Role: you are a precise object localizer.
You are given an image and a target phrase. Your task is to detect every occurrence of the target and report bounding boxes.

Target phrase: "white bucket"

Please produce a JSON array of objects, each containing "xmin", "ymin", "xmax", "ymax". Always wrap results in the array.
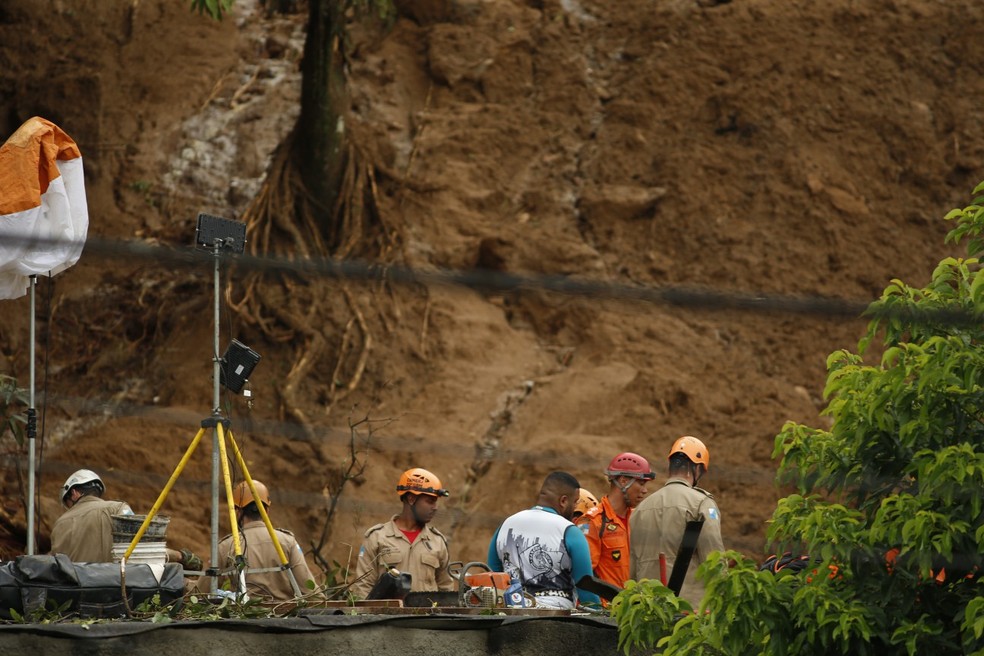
[{"xmin": 112, "ymin": 541, "xmax": 168, "ymax": 565}]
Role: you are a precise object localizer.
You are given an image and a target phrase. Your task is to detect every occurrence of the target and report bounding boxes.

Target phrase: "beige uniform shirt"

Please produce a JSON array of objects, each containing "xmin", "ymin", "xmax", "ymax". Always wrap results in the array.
[
  {"xmin": 215, "ymin": 520, "xmax": 318, "ymax": 601},
  {"xmin": 50, "ymin": 496, "xmax": 131, "ymax": 563},
  {"xmin": 629, "ymin": 478, "xmax": 724, "ymax": 607},
  {"xmin": 350, "ymin": 517, "xmax": 454, "ymax": 600}
]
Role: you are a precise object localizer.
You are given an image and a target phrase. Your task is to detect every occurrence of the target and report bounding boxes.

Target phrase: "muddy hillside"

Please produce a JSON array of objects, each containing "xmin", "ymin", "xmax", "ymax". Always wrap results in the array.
[{"xmin": 1, "ymin": 0, "xmax": 983, "ymax": 579}]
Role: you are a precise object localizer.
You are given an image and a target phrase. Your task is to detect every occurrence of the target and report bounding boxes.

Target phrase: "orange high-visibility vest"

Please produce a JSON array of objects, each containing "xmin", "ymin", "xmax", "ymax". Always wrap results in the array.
[{"xmin": 576, "ymin": 496, "xmax": 632, "ymax": 589}]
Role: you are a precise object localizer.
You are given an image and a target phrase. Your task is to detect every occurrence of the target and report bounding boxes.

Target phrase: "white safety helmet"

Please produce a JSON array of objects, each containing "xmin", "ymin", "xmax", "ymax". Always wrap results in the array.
[{"xmin": 60, "ymin": 469, "xmax": 105, "ymax": 507}]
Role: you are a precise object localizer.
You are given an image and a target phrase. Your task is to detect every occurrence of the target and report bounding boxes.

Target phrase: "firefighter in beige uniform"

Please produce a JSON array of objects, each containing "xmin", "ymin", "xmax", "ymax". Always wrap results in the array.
[
  {"xmin": 629, "ymin": 436, "xmax": 724, "ymax": 608},
  {"xmin": 51, "ymin": 469, "xmax": 132, "ymax": 563},
  {"xmin": 351, "ymin": 468, "xmax": 455, "ymax": 599},
  {"xmin": 213, "ymin": 480, "xmax": 318, "ymax": 601}
]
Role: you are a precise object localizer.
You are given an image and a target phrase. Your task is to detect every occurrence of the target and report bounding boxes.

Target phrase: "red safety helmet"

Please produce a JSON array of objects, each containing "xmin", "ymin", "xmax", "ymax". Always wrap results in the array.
[
  {"xmin": 397, "ymin": 468, "xmax": 450, "ymax": 498},
  {"xmin": 668, "ymin": 436, "xmax": 709, "ymax": 470},
  {"xmin": 605, "ymin": 452, "xmax": 656, "ymax": 480}
]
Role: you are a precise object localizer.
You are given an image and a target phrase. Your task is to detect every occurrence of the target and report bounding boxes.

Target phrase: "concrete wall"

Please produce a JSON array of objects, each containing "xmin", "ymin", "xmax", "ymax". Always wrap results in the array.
[{"xmin": 0, "ymin": 614, "xmax": 623, "ymax": 655}]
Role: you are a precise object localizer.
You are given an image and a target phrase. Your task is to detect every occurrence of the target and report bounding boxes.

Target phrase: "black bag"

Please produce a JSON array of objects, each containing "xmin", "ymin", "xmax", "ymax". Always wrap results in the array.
[
  {"xmin": 0, "ymin": 554, "xmax": 185, "ymax": 619},
  {"xmin": 366, "ymin": 569, "xmax": 412, "ymax": 600}
]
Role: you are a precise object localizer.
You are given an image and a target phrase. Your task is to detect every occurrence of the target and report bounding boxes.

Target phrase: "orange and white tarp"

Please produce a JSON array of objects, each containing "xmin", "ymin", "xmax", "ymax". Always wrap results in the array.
[{"xmin": 0, "ymin": 116, "xmax": 88, "ymax": 299}]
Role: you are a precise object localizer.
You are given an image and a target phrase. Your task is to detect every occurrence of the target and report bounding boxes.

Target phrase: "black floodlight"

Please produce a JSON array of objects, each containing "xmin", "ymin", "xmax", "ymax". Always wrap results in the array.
[
  {"xmin": 196, "ymin": 212, "xmax": 246, "ymax": 254},
  {"xmin": 221, "ymin": 340, "xmax": 261, "ymax": 394}
]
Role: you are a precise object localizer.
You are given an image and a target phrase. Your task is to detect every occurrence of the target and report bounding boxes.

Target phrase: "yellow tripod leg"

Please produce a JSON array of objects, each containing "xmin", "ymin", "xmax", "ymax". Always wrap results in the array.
[
  {"xmin": 226, "ymin": 429, "xmax": 303, "ymax": 597},
  {"xmin": 124, "ymin": 426, "xmax": 207, "ymax": 560},
  {"xmin": 215, "ymin": 422, "xmax": 243, "ymax": 559}
]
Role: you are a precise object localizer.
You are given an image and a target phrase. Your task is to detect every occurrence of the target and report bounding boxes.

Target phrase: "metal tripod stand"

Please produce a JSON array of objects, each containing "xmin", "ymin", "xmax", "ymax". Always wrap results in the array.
[{"xmin": 120, "ymin": 228, "xmax": 301, "ymax": 598}]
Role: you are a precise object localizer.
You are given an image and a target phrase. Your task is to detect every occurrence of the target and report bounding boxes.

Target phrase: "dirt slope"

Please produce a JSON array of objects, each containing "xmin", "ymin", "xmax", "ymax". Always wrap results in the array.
[{"xmin": 2, "ymin": 0, "xmax": 983, "ymax": 580}]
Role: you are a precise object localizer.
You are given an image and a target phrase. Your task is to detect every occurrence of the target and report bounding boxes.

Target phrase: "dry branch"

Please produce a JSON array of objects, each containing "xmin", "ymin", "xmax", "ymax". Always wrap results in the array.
[{"xmin": 309, "ymin": 415, "xmax": 389, "ymax": 575}]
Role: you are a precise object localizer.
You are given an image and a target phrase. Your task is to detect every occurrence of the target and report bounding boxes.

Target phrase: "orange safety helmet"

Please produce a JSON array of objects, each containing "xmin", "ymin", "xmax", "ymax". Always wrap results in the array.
[
  {"xmin": 669, "ymin": 436, "xmax": 709, "ymax": 470},
  {"xmin": 605, "ymin": 452, "xmax": 656, "ymax": 480},
  {"xmin": 573, "ymin": 488, "xmax": 599, "ymax": 517},
  {"xmin": 396, "ymin": 468, "xmax": 450, "ymax": 498},
  {"xmin": 233, "ymin": 479, "xmax": 271, "ymax": 509}
]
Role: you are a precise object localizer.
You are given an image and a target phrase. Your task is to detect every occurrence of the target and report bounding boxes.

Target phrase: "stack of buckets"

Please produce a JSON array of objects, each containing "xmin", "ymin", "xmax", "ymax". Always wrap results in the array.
[{"xmin": 111, "ymin": 514, "xmax": 170, "ymax": 565}]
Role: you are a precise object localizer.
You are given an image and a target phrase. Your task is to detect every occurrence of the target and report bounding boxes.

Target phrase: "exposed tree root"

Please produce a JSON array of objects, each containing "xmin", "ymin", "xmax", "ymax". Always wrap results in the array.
[
  {"xmin": 324, "ymin": 286, "xmax": 372, "ymax": 416},
  {"xmin": 418, "ymin": 296, "xmax": 431, "ymax": 357},
  {"xmin": 401, "ymin": 81, "xmax": 433, "ymax": 203},
  {"xmin": 370, "ymin": 280, "xmax": 394, "ymax": 335},
  {"xmin": 220, "ymin": 106, "xmax": 433, "ymax": 575},
  {"xmin": 226, "ymin": 126, "xmax": 391, "ymax": 430},
  {"xmin": 280, "ymin": 329, "xmax": 326, "ymax": 437},
  {"xmin": 230, "ymin": 66, "xmax": 262, "ymax": 108}
]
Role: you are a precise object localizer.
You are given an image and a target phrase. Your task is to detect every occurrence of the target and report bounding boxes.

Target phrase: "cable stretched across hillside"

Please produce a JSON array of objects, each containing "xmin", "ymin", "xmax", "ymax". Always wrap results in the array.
[{"xmin": 2, "ymin": 232, "xmax": 977, "ymax": 325}]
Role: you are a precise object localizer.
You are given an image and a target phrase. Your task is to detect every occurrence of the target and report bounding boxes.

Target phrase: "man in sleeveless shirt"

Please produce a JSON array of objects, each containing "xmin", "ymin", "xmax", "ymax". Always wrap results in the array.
[{"xmin": 488, "ymin": 471, "xmax": 601, "ymax": 609}]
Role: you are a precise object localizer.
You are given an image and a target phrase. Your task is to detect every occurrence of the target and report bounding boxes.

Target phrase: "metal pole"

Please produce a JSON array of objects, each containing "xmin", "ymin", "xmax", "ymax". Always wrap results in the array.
[
  {"xmin": 213, "ymin": 244, "xmax": 222, "ymax": 417},
  {"xmin": 210, "ymin": 244, "xmax": 222, "ymax": 592},
  {"xmin": 27, "ymin": 275, "xmax": 37, "ymax": 556}
]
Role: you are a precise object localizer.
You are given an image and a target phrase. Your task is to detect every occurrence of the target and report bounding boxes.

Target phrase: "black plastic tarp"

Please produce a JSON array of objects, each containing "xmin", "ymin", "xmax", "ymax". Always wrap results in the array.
[{"xmin": 0, "ymin": 554, "xmax": 184, "ymax": 620}]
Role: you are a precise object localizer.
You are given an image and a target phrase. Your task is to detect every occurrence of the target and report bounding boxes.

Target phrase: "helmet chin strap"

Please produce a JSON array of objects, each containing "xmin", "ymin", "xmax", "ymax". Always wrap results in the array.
[
  {"xmin": 615, "ymin": 476, "xmax": 634, "ymax": 498},
  {"xmin": 691, "ymin": 463, "xmax": 704, "ymax": 487},
  {"xmin": 409, "ymin": 495, "xmax": 425, "ymax": 526}
]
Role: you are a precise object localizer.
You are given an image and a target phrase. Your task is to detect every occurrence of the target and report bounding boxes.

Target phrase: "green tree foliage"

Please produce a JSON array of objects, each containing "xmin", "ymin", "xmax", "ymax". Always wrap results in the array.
[
  {"xmin": 613, "ymin": 181, "xmax": 984, "ymax": 655},
  {"xmin": 190, "ymin": 0, "xmax": 234, "ymax": 20}
]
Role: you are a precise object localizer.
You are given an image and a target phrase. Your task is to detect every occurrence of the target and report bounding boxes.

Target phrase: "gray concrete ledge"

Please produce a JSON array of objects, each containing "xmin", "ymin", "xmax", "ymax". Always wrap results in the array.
[{"xmin": 0, "ymin": 614, "xmax": 622, "ymax": 655}]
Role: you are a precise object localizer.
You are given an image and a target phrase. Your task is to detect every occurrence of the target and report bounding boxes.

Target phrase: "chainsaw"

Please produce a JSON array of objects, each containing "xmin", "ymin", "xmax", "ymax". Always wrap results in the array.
[{"xmin": 447, "ymin": 561, "xmax": 512, "ymax": 608}]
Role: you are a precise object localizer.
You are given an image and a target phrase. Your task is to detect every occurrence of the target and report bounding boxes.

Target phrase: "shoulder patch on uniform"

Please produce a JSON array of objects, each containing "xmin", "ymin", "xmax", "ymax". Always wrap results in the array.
[
  {"xmin": 579, "ymin": 523, "xmax": 590, "ymax": 535},
  {"xmin": 364, "ymin": 523, "xmax": 386, "ymax": 538},
  {"xmin": 694, "ymin": 486, "xmax": 715, "ymax": 499},
  {"xmin": 706, "ymin": 507, "xmax": 720, "ymax": 520}
]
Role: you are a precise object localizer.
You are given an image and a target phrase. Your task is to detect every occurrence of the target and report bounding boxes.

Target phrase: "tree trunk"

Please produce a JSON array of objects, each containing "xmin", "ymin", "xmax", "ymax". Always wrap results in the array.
[{"xmin": 297, "ymin": 0, "xmax": 349, "ymax": 242}]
